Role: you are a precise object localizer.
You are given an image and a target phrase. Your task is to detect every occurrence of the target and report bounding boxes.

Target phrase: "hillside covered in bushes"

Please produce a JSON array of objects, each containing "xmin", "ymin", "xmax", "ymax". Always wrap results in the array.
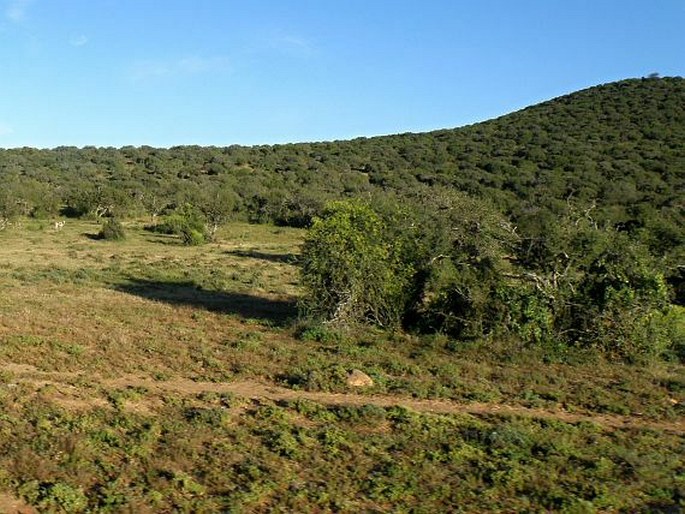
[
  {"xmin": 0, "ymin": 77, "xmax": 680, "ymax": 219},
  {"xmin": 0, "ymin": 77, "xmax": 683, "ymax": 319},
  {"xmin": 1, "ymin": 76, "xmax": 683, "ymax": 292},
  {"xmin": 0, "ymin": 77, "xmax": 681, "ymax": 219}
]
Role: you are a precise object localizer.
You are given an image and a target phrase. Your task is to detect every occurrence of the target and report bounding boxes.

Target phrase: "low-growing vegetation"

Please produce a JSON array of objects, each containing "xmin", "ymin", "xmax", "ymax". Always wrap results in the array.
[
  {"xmin": 0, "ymin": 218, "xmax": 682, "ymax": 511},
  {"xmin": 98, "ymin": 217, "xmax": 126, "ymax": 241},
  {"xmin": 0, "ymin": 77, "xmax": 683, "ymax": 511},
  {"xmin": 0, "ymin": 391, "xmax": 682, "ymax": 512}
]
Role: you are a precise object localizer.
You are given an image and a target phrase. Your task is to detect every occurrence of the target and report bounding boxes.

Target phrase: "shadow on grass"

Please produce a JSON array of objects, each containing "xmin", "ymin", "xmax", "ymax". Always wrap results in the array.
[
  {"xmin": 147, "ymin": 237, "xmax": 185, "ymax": 246},
  {"xmin": 114, "ymin": 278, "xmax": 296, "ymax": 326},
  {"xmin": 226, "ymin": 249, "xmax": 299, "ymax": 264}
]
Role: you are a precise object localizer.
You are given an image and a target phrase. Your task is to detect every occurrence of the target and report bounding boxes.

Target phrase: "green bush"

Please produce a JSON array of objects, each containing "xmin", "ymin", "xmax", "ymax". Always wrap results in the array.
[
  {"xmin": 406, "ymin": 189, "xmax": 520, "ymax": 339},
  {"xmin": 181, "ymin": 227, "xmax": 206, "ymax": 246},
  {"xmin": 99, "ymin": 217, "xmax": 126, "ymax": 241},
  {"xmin": 510, "ymin": 222, "xmax": 674, "ymax": 360},
  {"xmin": 155, "ymin": 213, "xmax": 187, "ymax": 235},
  {"xmin": 298, "ymin": 191, "xmax": 677, "ymax": 362},
  {"xmin": 661, "ymin": 305, "xmax": 685, "ymax": 362},
  {"xmin": 19, "ymin": 481, "xmax": 88, "ymax": 513},
  {"xmin": 298, "ymin": 192, "xmax": 520, "ymax": 337},
  {"xmin": 299, "ymin": 200, "xmax": 414, "ymax": 328},
  {"xmin": 154, "ymin": 204, "xmax": 208, "ymax": 245},
  {"xmin": 295, "ymin": 321, "xmax": 343, "ymax": 344},
  {"xmin": 491, "ymin": 282, "xmax": 555, "ymax": 346},
  {"xmin": 571, "ymin": 233, "xmax": 672, "ymax": 360}
]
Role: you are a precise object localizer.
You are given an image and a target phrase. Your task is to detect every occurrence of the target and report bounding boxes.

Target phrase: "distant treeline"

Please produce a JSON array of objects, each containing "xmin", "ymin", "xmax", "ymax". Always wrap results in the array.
[{"xmin": 0, "ymin": 77, "xmax": 683, "ymax": 301}]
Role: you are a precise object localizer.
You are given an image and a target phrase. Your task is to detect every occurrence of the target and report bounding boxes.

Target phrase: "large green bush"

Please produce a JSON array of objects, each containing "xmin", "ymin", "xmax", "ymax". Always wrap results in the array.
[
  {"xmin": 298, "ymin": 192, "xmax": 518, "ymax": 336},
  {"xmin": 0, "ymin": 183, "xmax": 21, "ymax": 229},
  {"xmin": 155, "ymin": 204, "xmax": 209, "ymax": 245},
  {"xmin": 198, "ymin": 183, "xmax": 240, "ymax": 238},
  {"xmin": 406, "ymin": 189, "xmax": 520, "ymax": 338},
  {"xmin": 98, "ymin": 217, "xmax": 126, "ymax": 241},
  {"xmin": 299, "ymin": 200, "xmax": 414, "ymax": 327},
  {"xmin": 570, "ymin": 233, "xmax": 671, "ymax": 360},
  {"xmin": 299, "ymin": 192, "xmax": 677, "ymax": 362}
]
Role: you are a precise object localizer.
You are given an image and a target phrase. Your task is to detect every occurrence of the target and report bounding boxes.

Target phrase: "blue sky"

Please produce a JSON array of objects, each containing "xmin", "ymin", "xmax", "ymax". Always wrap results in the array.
[{"xmin": 0, "ymin": 0, "xmax": 683, "ymax": 148}]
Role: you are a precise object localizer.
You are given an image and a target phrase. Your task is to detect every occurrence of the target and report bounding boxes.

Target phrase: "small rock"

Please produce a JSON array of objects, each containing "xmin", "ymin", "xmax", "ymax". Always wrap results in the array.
[{"xmin": 347, "ymin": 369, "xmax": 373, "ymax": 388}]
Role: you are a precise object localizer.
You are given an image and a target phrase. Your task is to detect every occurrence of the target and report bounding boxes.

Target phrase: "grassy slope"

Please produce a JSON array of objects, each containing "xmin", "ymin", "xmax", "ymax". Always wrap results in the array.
[{"xmin": 0, "ymin": 219, "xmax": 683, "ymax": 512}]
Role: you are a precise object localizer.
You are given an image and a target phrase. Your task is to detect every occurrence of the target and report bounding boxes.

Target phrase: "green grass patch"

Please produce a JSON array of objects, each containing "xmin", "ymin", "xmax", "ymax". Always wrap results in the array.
[
  {"xmin": 0, "ymin": 219, "xmax": 682, "ymax": 511},
  {"xmin": 0, "ymin": 395, "xmax": 681, "ymax": 512}
]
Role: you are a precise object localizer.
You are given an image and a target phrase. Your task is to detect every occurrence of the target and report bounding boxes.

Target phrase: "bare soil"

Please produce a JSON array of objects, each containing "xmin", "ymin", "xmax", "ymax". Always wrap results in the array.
[
  {"xmin": 0, "ymin": 493, "xmax": 36, "ymax": 514},
  {"xmin": 3, "ymin": 363, "xmax": 683, "ymax": 435}
]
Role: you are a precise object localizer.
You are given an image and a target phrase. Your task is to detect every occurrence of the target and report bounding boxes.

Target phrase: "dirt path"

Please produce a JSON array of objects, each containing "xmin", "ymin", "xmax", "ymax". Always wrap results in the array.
[
  {"xmin": 104, "ymin": 376, "xmax": 685, "ymax": 434},
  {"xmin": 3, "ymin": 363, "xmax": 684, "ymax": 434},
  {"xmin": 0, "ymin": 493, "xmax": 35, "ymax": 514}
]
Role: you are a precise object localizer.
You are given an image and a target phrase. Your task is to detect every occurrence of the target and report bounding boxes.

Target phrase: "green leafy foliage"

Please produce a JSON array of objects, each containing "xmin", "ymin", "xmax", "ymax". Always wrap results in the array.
[
  {"xmin": 0, "ymin": 183, "xmax": 21, "ymax": 229},
  {"xmin": 513, "ymin": 214, "xmax": 673, "ymax": 358},
  {"xmin": 0, "ymin": 76, "xmax": 683, "ymax": 356},
  {"xmin": 299, "ymin": 200, "xmax": 414, "ymax": 327},
  {"xmin": 153, "ymin": 204, "xmax": 209, "ymax": 245},
  {"xmin": 300, "ymin": 193, "xmax": 678, "ymax": 361},
  {"xmin": 98, "ymin": 217, "xmax": 126, "ymax": 241},
  {"xmin": 0, "ymin": 78, "xmax": 681, "ymax": 248},
  {"xmin": 405, "ymin": 189, "xmax": 520, "ymax": 338},
  {"xmin": 571, "ymin": 233, "xmax": 671, "ymax": 359},
  {"xmin": 0, "ymin": 397, "xmax": 682, "ymax": 512},
  {"xmin": 197, "ymin": 181, "xmax": 240, "ymax": 238},
  {"xmin": 19, "ymin": 481, "xmax": 88, "ymax": 513}
]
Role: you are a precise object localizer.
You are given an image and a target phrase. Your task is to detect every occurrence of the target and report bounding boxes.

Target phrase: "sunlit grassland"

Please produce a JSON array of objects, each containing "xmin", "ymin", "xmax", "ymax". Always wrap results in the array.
[
  {"xmin": 0, "ymin": 218, "xmax": 683, "ymax": 418},
  {"xmin": 0, "ymin": 218, "xmax": 683, "ymax": 511}
]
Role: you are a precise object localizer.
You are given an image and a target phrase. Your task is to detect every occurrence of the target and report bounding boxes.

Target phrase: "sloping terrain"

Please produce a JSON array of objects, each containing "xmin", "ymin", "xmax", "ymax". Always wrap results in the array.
[
  {"xmin": 0, "ymin": 78, "xmax": 683, "ymax": 511},
  {"xmin": 1, "ymin": 77, "xmax": 683, "ymax": 229},
  {"xmin": 2, "ymin": 77, "xmax": 683, "ymax": 301},
  {"xmin": 0, "ymin": 220, "xmax": 682, "ymax": 511}
]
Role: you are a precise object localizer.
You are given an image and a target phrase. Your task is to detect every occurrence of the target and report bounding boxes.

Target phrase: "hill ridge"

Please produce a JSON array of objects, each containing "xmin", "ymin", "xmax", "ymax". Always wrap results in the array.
[{"xmin": 0, "ymin": 77, "xmax": 683, "ymax": 296}]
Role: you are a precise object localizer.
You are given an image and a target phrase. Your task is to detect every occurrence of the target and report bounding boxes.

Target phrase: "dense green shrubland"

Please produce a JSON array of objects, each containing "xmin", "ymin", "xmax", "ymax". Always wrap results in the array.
[
  {"xmin": 0, "ymin": 76, "xmax": 683, "ymax": 354},
  {"xmin": 0, "ymin": 78, "xmax": 682, "ymax": 230},
  {"xmin": 98, "ymin": 217, "xmax": 126, "ymax": 241},
  {"xmin": 300, "ymin": 192, "xmax": 677, "ymax": 362}
]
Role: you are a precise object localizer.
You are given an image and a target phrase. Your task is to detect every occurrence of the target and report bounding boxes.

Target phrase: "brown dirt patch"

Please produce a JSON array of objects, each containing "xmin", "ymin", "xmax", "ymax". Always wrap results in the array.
[
  {"xmin": 2, "ymin": 363, "xmax": 683, "ymax": 434},
  {"xmin": 0, "ymin": 493, "xmax": 36, "ymax": 514},
  {"xmin": 103, "ymin": 376, "xmax": 685, "ymax": 434}
]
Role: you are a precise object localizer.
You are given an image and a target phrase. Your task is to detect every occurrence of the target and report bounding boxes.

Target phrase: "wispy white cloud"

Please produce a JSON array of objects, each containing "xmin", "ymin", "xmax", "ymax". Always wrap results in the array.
[
  {"xmin": 252, "ymin": 32, "xmax": 317, "ymax": 61},
  {"xmin": 5, "ymin": 0, "xmax": 33, "ymax": 23},
  {"xmin": 273, "ymin": 35, "xmax": 315, "ymax": 57},
  {"xmin": 130, "ymin": 60, "xmax": 170, "ymax": 81},
  {"xmin": 69, "ymin": 34, "xmax": 88, "ymax": 47},
  {"xmin": 176, "ymin": 56, "xmax": 230, "ymax": 74},
  {"xmin": 0, "ymin": 123, "xmax": 14, "ymax": 137},
  {"xmin": 130, "ymin": 55, "xmax": 230, "ymax": 82}
]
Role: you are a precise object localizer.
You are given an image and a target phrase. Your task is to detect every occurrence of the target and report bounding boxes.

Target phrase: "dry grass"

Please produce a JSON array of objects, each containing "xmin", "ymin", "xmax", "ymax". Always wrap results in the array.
[
  {"xmin": 0, "ymin": 218, "xmax": 683, "ymax": 511},
  {"xmin": 0, "ymin": 219, "xmax": 300, "ymax": 378},
  {"xmin": 0, "ymin": 218, "xmax": 683, "ymax": 418}
]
